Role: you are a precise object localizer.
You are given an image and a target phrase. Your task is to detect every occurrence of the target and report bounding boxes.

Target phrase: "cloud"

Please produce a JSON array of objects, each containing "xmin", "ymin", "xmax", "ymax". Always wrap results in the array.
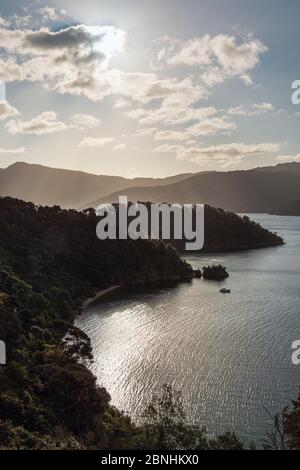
[
  {"xmin": 93, "ymin": 71, "xmax": 205, "ymax": 105},
  {"xmin": 114, "ymin": 99, "xmax": 131, "ymax": 109},
  {"xmin": 253, "ymin": 102, "xmax": 274, "ymax": 111},
  {"xmin": 0, "ymin": 21, "xmax": 267, "ymax": 148},
  {"xmin": 154, "ymin": 130, "xmax": 190, "ymax": 141},
  {"xmin": 0, "ymin": 23, "xmax": 206, "ymax": 108},
  {"xmin": 276, "ymin": 154, "xmax": 300, "ymax": 163},
  {"xmin": 180, "ymin": 142, "xmax": 280, "ymax": 158},
  {"xmin": 78, "ymin": 137, "xmax": 114, "ymax": 148},
  {"xmin": 0, "ymin": 24, "xmax": 126, "ymax": 90},
  {"xmin": 5, "ymin": 110, "xmax": 102, "ymax": 135},
  {"xmin": 6, "ymin": 111, "xmax": 68, "ymax": 135},
  {"xmin": 113, "ymin": 143, "xmax": 127, "ymax": 150},
  {"xmin": 0, "ymin": 17, "xmax": 11, "ymax": 28},
  {"xmin": 154, "ymin": 142, "xmax": 281, "ymax": 168},
  {"xmin": 0, "ymin": 20, "xmax": 226, "ymax": 133},
  {"xmin": 39, "ymin": 7, "xmax": 59, "ymax": 21},
  {"xmin": 0, "ymin": 147, "xmax": 26, "ymax": 154},
  {"xmin": 187, "ymin": 116, "xmax": 236, "ymax": 136},
  {"xmin": 133, "ymin": 128, "xmax": 157, "ymax": 137},
  {"xmin": 126, "ymin": 105, "xmax": 216, "ymax": 126},
  {"xmin": 210, "ymin": 35, "xmax": 267, "ymax": 77},
  {"xmin": 24, "ymin": 26, "xmax": 105, "ymax": 53},
  {"xmin": 227, "ymin": 102, "xmax": 274, "ymax": 116},
  {"xmin": 0, "ymin": 58, "xmax": 23, "ymax": 82},
  {"xmin": 156, "ymin": 34, "xmax": 267, "ymax": 86},
  {"xmin": 153, "ymin": 116, "xmax": 236, "ymax": 141},
  {"xmin": 12, "ymin": 15, "xmax": 32, "ymax": 28},
  {"xmin": 0, "ymin": 21, "xmax": 271, "ymax": 154},
  {"xmin": 70, "ymin": 114, "xmax": 101, "ymax": 130},
  {"xmin": 167, "ymin": 35, "xmax": 212, "ymax": 66},
  {"xmin": 0, "ymin": 101, "xmax": 19, "ymax": 120}
]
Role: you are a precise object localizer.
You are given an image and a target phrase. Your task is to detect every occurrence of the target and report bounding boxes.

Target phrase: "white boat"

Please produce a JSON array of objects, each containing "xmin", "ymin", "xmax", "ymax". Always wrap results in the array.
[{"xmin": 219, "ymin": 288, "xmax": 231, "ymax": 294}]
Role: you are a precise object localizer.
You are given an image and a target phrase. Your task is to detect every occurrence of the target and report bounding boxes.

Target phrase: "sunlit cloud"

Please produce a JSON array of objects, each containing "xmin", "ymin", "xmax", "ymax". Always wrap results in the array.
[
  {"xmin": 154, "ymin": 130, "xmax": 190, "ymax": 141},
  {"xmin": 125, "ymin": 105, "xmax": 216, "ymax": 126},
  {"xmin": 0, "ymin": 100, "xmax": 19, "ymax": 120},
  {"xmin": 276, "ymin": 154, "xmax": 300, "ymax": 163},
  {"xmin": 113, "ymin": 143, "xmax": 127, "ymax": 150},
  {"xmin": 70, "ymin": 114, "xmax": 101, "ymax": 130},
  {"xmin": 0, "ymin": 147, "xmax": 26, "ymax": 154},
  {"xmin": 114, "ymin": 99, "xmax": 131, "ymax": 109},
  {"xmin": 39, "ymin": 6, "xmax": 59, "ymax": 21},
  {"xmin": 0, "ymin": 7, "xmax": 291, "ymax": 174},
  {"xmin": 155, "ymin": 34, "xmax": 267, "ymax": 86},
  {"xmin": 78, "ymin": 136, "xmax": 115, "ymax": 148},
  {"xmin": 154, "ymin": 142, "xmax": 281, "ymax": 169},
  {"xmin": 187, "ymin": 117, "xmax": 236, "ymax": 136},
  {"xmin": 6, "ymin": 111, "xmax": 68, "ymax": 135},
  {"xmin": 227, "ymin": 102, "xmax": 274, "ymax": 116},
  {"xmin": 133, "ymin": 128, "xmax": 157, "ymax": 137}
]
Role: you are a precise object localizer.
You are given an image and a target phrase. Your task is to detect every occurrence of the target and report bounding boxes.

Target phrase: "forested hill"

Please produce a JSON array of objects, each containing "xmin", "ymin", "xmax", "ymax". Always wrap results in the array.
[
  {"xmin": 106, "ymin": 203, "xmax": 284, "ymax": 252},
  {"xmin": 0, "ymin": 196, "xmax": 192, "ymax": 449},
  {"xmin": 197, "ymin": 206, "xmax": 283, "ymax": 252},
  {"xmin": 0, "ymin": 197, "xmax": 193, "ymax": 294}
]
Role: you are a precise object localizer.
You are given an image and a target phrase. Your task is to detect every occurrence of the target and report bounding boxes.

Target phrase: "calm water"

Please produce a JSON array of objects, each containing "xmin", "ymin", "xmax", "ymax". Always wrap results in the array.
[{"xmin": 76, "ymin": 214, "xmax": 300, "ymax": 445}]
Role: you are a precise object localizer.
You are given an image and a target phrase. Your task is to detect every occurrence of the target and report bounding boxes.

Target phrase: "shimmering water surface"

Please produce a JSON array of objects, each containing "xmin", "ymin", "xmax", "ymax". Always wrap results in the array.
[{"xmin": 76, "ymin": 215, "xmax": 300, "ymax": 444}]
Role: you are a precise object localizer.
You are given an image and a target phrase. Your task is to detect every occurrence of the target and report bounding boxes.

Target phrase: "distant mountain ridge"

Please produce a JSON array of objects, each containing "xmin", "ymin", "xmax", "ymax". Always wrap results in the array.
[
  {"xmin": 0, "ymin": 162, "xmax": 194, "ymax": 209},
  {"xmin": 1, "ymin": 161, "xmax": 300, "ymax": 213},
  {"xmin": 87, "ymin": 163, "xmax": 300, "ymax": 213}
]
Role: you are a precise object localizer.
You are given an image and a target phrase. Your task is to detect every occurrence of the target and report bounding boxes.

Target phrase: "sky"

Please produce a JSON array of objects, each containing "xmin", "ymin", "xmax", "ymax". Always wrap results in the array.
[{"xmin": 0, "ymin": 0, "xmax": 300, "ymax": 177}]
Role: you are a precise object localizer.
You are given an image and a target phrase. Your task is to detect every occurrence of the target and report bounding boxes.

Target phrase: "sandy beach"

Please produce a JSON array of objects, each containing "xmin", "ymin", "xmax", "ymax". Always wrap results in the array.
[{"xmin": 81, "ymin": 285, "xmax": 121, "ymax": 310}]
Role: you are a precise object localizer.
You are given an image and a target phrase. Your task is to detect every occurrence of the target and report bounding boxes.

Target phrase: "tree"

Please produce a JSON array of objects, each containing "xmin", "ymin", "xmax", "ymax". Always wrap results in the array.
[
  {"xmin": 262, "ymin": 407, "xmax": 288, "ymax": 450},
  {"xmin": 139, "ymin": 384, "xmax": 243, "ymax": 450},
  {"xmin": 284, "ymin": 393, "xmax": 300, "ymax": 449}
]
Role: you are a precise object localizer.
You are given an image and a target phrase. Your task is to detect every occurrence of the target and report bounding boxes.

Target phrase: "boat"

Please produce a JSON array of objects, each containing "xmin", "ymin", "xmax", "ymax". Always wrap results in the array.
[{"xmin": 219, "ymin": 288, "xmax": 231, "ymax": 294}]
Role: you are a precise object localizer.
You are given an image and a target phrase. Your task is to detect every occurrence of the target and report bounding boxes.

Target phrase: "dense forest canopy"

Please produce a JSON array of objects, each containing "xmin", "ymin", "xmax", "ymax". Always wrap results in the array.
[
  {"xmin": 100, "ymin": 202, "xmax": 283, "ymax": 252},
  {"xmin": 0, "ymin": 197, "xmax": 298, "ymax": 449}
]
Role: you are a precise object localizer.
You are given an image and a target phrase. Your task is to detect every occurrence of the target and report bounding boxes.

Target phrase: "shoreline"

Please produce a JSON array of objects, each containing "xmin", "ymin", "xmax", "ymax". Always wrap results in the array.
[
  {"xmin": 81, "ymin": 285, "xmax": 122, "ymax": 310},
  {"xmin": 79, "ymin": 275, "xmax": 195, "ymax": 313}
]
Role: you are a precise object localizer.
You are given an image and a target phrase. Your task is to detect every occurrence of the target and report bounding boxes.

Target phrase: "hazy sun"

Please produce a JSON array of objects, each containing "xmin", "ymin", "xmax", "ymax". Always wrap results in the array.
[{"xmin": 87, "ymin": 25, "xmax": 127, "ymax": 59}]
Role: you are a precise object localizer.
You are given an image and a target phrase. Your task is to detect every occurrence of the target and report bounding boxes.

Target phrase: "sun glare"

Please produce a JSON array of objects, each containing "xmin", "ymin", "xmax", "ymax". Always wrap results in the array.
[{"xmin": 87, "ymin": 25, "xmax": 127, "ymax": 59}]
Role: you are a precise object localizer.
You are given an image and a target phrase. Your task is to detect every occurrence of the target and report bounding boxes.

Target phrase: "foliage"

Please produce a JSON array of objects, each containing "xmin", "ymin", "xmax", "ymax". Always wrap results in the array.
[
  {"xmin": 202, "ymin": 264, "xmax": 229, "ymax": 280},
  {"xmin": 130, "ymin": 384, "xmax": 244, "ymax": 450},
  {"xmin": 108, "ymin": 202, "xmax": 283, "ymax": 253},
  {"xmin": 283, "ymin": 392, "xmax": 300, "ymax": 449},
  {"xmin": 0, "ymin": 196, "xmax": 295, "ymax": 450},
  {"xmin": 0, "ymin": 197, "xmax": 191, "ymax": 449},
  {"xmin": 262, "ymin": 407, "xmax": 288, "ymax": 450},
  {"xmin": 174, "ymin": 206, "xmax": 284, "ymax": 252}
]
